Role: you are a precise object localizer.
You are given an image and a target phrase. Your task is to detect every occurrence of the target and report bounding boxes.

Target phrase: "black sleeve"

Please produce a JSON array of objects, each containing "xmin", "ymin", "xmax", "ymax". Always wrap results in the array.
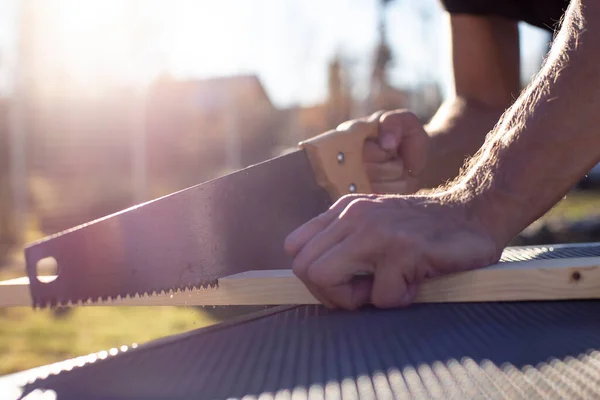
[{"xmin": 439, "ymin": 0, "xmax": 570, "ymax": 32}]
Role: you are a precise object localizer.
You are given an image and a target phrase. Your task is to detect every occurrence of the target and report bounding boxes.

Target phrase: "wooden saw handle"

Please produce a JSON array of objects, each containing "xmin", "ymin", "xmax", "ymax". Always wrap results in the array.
[{"xmin": 299, "ymin": 117, "xmax": 379, "ymax": 200}]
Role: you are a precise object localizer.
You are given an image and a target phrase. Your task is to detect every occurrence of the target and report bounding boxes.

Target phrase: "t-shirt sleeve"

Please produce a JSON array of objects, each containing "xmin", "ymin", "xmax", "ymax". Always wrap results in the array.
[
  {"xmin": 440, "ymin": 0, "xmax": 517, "ymax": 16},
  {"xmin": 438, "ymin": 0, "xmax": 568, "ymax": 32}
]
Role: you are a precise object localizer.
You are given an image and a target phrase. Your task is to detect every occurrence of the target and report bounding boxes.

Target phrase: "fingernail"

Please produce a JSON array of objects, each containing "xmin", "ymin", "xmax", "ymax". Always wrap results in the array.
[{"xmin": 381, "ymin": 134, "xmax": 396, "ymax": 151}]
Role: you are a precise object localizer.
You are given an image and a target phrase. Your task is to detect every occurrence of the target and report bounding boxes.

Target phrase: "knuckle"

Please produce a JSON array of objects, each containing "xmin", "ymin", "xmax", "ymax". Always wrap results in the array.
[
  {"xmin": 370, "ymin": 109, "xmax": 387, "ymax": 119},
  {"xmin": 305, "ymin": 265, "xmax": 324, "ymax": 285},
  {"xmin": 291, "ymin": 258, "xmax": 308, "ymax": 280},
  {"xmin": 337, "ymin": 118, "xmax": 368, "ymax": 132},
  {"xmin": 314, "ymin": 211, "xmax": 332, "ymax": 225},
  {"xmin": 381, "ymin": 108, "xmax": 407, "ymax": 117},
  {"xmin": 332, "ymin": 194, "xmax": 360, "ymax": 209},
  {"xmin": 343, "ymin": 199, "xmax": 371, "ymax": 219},
  {"xmin": 381, "ymin": 108, "xmax": 406, "ymax": 121},
  {"xmin": 382, "ymin": 109, "xmax": 422, "ymax": 129}
]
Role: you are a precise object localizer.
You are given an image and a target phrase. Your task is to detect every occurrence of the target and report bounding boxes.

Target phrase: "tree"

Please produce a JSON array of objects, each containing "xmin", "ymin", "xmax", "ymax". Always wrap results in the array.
[{"xmin": 0, "ymin": 99, "xmax": 16, "ymax": 263}]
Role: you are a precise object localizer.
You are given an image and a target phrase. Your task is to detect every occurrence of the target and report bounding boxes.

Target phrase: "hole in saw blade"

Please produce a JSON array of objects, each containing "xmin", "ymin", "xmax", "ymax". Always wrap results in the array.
[{"xmin": 36, "ymin": 256, "xmax": 58, "ymax": 283}]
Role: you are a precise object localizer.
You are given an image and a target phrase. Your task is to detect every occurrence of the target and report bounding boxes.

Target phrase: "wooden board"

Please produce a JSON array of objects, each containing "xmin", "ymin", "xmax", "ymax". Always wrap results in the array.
[{"xmin": 2, "ymin": 257, "xmax": 600, "ymax": 307}]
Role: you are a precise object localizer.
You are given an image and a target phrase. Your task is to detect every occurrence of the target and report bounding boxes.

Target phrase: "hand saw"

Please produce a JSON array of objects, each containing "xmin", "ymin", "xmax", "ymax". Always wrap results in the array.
[{"xmin": 25, "ymin": 117, "xmax": 381, "ymax": 307}]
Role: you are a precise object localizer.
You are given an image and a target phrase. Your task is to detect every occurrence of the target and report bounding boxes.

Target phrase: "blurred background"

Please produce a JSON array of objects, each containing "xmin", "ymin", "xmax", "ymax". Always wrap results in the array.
[{"xmin": 1, "ymin": 0, "xmax": 598, "ymax": 377}]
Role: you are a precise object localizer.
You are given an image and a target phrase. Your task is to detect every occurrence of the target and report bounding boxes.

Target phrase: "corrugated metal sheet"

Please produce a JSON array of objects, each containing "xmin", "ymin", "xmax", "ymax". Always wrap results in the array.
[
  {"xmin": 18, "ymin": 300, "xmax": 600, "ymax": 399},
  {"xmin": 500, "ymin": 243, "xmax": 600, "ymax": 262},
  {"xmin": 15, "ymin": 243, "xmax": 600, "ymax": 399}
]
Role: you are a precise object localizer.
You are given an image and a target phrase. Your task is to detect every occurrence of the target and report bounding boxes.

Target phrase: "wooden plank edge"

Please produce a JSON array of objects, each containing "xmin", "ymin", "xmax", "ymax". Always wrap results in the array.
[{"xmin": 2, "ymin": 260, "xmax": 600, "ymax": 307}]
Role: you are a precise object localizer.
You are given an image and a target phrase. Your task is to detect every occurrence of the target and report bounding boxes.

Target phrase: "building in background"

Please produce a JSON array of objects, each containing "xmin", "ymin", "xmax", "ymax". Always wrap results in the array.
[
  {"xmin": 145, "ymin": 74, "xmax": 279, "ymax": 192},
  {"xmin": 2, "ymin": 0, "xmax": 444, "ymax": 240}
]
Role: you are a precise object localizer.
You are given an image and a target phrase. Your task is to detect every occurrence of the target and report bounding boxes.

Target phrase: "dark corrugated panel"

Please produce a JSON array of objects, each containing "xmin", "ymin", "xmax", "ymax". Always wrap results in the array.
[
  {"xmin": 500, "ymin": 243, "xmax": 600, "ymax": 262},
  {"xmin": 19, "ymin": 300, "xmax": 600, "ymax": 400}
]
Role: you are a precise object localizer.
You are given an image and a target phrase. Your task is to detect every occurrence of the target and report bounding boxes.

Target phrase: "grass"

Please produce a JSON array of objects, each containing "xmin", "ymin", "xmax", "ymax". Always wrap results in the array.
[
  {"xmin": 544, "ymin": 190, "xmax": 600, "ymax": 221},
  {"xmin": 2, "ymin": 190, "xmax": 600, "ymax": 376},
  {"xmin": 0, "ymin": 306, "xmax": 222, "ymax": 375},
  {"xmin": 0, "ymin": 218, "xmax": 241, "ymax": 377}
]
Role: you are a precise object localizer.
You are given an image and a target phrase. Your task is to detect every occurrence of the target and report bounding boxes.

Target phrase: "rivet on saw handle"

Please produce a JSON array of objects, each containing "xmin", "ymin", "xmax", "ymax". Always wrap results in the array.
[{"xmin": 299, "ymin": 117, "xmax": 379, "ymax": 200}]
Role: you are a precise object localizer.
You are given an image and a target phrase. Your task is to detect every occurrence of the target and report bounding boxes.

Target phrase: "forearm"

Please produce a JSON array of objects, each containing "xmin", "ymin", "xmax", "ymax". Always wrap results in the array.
[
  {"xmin": 420, "ymin": 96, "xmax": 508, "ymax": 189},
  {"xmin": 418, "ymin": 14, "xmax": 519, "ymax": 190},
  {"xmin": 448, "ymin": 0, "xmax": 600, "ymax": 247}
]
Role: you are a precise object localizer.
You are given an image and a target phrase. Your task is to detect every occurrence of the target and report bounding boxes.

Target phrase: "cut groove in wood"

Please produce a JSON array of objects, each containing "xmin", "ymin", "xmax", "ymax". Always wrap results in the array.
[{"xmin": 2, "ymin": 256, "xmax": 600, "ymax": 307}]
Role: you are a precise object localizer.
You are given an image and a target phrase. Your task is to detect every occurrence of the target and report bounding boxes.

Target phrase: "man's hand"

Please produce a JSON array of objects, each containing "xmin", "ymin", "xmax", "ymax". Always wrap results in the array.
[
  {"xmin": 284, "ymin": 192, "xmax": 501, "ymax": 310},
  {"xmin": 363, "ymin": 110, "xmax": 429, "ymax": 194}
]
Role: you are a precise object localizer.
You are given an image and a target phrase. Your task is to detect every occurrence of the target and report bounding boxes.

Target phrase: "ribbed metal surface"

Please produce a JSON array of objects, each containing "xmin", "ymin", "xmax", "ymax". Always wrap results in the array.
[
  {"xmin": 19, "ymin": 301, "xmax": 600, "ymax": 400},
  {"xmin": 500, "ymin": 244, "xmax": 600, "ymax": 262}
]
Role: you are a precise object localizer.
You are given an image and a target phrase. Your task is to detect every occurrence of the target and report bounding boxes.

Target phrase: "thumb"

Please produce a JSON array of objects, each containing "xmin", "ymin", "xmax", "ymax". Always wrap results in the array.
[
  {"xmin": 377, "ymin": 111, "xmax": 403, "ymax": 155},
  {"xmin": 380, "ymin": 132, "xmax": 399, "ymax": 153},
  {"xmin": 379, "ymin": 110, "xmax": 428, "ymax": 176},
  {"xmin": 365, "ymin": 109, "xmax": 398, "ymax": 155}
]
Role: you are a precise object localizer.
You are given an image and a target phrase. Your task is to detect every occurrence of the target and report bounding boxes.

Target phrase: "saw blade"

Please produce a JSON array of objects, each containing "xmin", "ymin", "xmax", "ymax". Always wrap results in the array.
[{"xmin": 25, "ymin": 150, "xmax": 333, "ymax": 308}]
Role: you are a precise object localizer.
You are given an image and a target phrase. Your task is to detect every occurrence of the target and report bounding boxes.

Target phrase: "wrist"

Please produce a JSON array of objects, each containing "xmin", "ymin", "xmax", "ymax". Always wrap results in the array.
[
  {"xmin": 436, "ymin": 184, "xmax": 519, "ymax": 256},
  {"xmin": 467, "ymin": 189, "xmax": 523, "ymax": 250}
]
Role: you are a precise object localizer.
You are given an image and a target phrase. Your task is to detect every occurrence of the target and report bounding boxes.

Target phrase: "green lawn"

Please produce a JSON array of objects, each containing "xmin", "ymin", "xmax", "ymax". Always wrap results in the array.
[
  {"xmin": 0, "ymin": 306, "xmax": 222, "ymax": 375},
  {"xmin": 1, "ymin": 190, "xmax": 600, "ymax": 376},
  {"xmin": 544, "ymin": 191, "xmax": 600, "ymax": 221}
]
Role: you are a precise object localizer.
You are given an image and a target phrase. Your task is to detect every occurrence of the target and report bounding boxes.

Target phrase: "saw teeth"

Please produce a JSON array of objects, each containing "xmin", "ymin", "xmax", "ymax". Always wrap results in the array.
[{"xmin": 32, "ymin": 279, "xmax": 220, "ymax": 307}]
